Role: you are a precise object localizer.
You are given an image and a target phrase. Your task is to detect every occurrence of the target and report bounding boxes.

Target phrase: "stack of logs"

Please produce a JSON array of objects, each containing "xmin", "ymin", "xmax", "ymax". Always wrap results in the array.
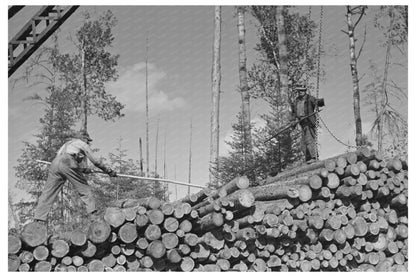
[{"xmin": 8, "ymin": 147, "xmax": 408, "ymax": 272}]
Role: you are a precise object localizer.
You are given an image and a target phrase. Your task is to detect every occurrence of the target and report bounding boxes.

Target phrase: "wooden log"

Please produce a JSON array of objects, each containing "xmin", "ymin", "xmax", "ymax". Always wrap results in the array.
[
  {"xmin": 123, "ymin": 207, "xmax": 137, "ymax": 222},
  {"xmin": 147, "ymin": 209, "xmax": 164, "ymax": 225},
  {"xmin": 387, "ymin": 159, "xmax": 403, "ymax": 172},
  {"xmin": 344, "ymin": 164, "xmax": 360, "ymax": 177},
  {"xmin": 161, "ymin": 202, "xmax": 174, "ymax": 216},
  {"xmin": 88, "ymin": 220, "xmax": 111, "ymax": 244},
  {"xmin": 135, "ymin": 214, "xmax": 149, "ymax": 228},
  {"xmin": 77, "ymin": 265, "xmax": 88, "ymax": 272},
  {"xmin": 8, "ymin": 235, "xmax": 21, "ymax": 257},
  {"xmin": 51, "ymin": 239, "xmax": 69, "ymax": 258},
  {"xmin": 88, "ymin": 259, "xmax": 105, "ymax": 272},
  {"xmin": 104, "ymin": 207, "xmax": 126, "ymax": 228},
  {"xmin": 118, "ymin": 222, "xmax": 138, "ymax": 244},
  {"xmin": 80, "ymin": 240, "xmax": 96, "ymax": 258},
  {"xmin": 309, "ymin": 174, "xmax": 323, "ymax": 189},
  {"xmin": 249, "ymin": 182, "xmax": 311, "ymax": 202},
  {"xmin": 215, "ymin": 258, "xmax": 230, "ymax": 271},
  {"xmin": 351, "ymin": 216, "xmax": 368, "ymax": 237},
  {"xmin": 146, "ymin": 240, "xmax": 166, "ymax": 259},
  {"xmin": 235, "ymin": 227, "xmax": 256, "ymax": 241},
  {"xmin": 144, "ymin": 224, "xmax": 161, "ymax": 241},
  {"xmin": 69, "ymin": 229, "xmax": 87, "ymax": 247},
  {"xmin": 166, "ymin": 249, "xmax": 182, "ymax": 263},
  {"xmin": 336, "ymin": 156, "xmax": 348, "ymax": 168},
  {"xmin": 218, "ymin": 176, "xmax": 250, "ymax": 198},
  {"xmin": 173, "ymin": 204, "xmax": 186, "ymax": 219},
  {"xmin": 19, "ymin": 250, "xmax": 34, "ymax": 264},
  {"xmin": 334, "ymin": 229, "xmax": 347, "ymax": 245},
  {"xmin": 121, "ymin": 244, "xmax": 135, "ymax": 256},
  {"xmin": 61, "ymin": 256, "xmax": 72, "ymax": 266},
  {"xmin": 72, "ymin": 255, "xmax": 84, "ymax": 267},
  {"xmin": 21, "ymin": 221, "xmax": 48, "ymax": 248},
  {"xmin": 396, "ymin": 224, "xmax": 408, "ymax": 239},
  {"xmin": 180, "ymin": 257, "xmax": 195, "ymax": 272},
  {"xmin": 251, "ymin": 258, "xmax": 268, "ymax": 272},
  {"xmin": 140, "ymin": 256, "xmax": 153, "ymax": 268},
  {"xmin": 184, "ymin": 233, "xmax": 199, "ymax": 247},
  {"xmin": 18, "ymin": 263, "xmax": 30, "ymax": 272},
  {"xmin": 163, "ymin": 217, "xmax": 179, "ymax": 233},
  {"xmin": 335, "ymin": 166, "xmax": 345, "ymax": 176},
  {"xmin": 34, "ymin": 261, "xmax": 52, "ymax": 272},
  {"xmin": 138, "ymin": 196, "xmax": 162, "ymax": 210},
  {"xmin": 8, "ymin": 255, "xmax": 20, "ymax": 271},
  {"xmin": 113, "ymin": 265, "xmax": 127, "ymax": 271},
  {"xmin": 319, "ymin": 229, "xmax": 334, "ymax": 243},
  {"xmin": 33, "ymin": 245, "xmax": 49, "ymax": 261},
  {"xmin": 162, "ymin": 233, "xmax": 179, "ymax": 250},
  {"xmin": 197, "ymin": 212, "xmax": 224, "ymax": 232},
  {"xmin": 116, "ymin": 254, "xmax": 126, "ymax": 265}
]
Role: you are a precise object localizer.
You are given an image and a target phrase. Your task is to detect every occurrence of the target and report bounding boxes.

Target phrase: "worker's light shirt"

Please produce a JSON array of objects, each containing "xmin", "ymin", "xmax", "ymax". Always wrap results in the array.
[{"xmin": 57, "ymin": 139, "xmax": 102, "ymax": 167}]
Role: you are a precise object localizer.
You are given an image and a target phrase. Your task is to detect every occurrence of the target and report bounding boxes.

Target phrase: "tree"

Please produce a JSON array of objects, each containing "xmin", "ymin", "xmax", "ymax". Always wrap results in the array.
[
  {"xmin": 367, "ymin": 6, "xmax": 408, "ymax": 153},
  {"xmin": 237, "ymin": 6, "xmax": 252, "ymax": 159},
  {"xmin": 55, "ymin": 10, "xmax": 124, "ymax": 132},
  {"xmin": 209, "ymin": 6, "xmax": 222, "ymax": 188},
  {"xmin": 344, "ymin": 6, "xmax": 367, "ymax": 147},
  {"xmin": 247, "ymin": 6, "xmax": 319, "ymax": 173}
]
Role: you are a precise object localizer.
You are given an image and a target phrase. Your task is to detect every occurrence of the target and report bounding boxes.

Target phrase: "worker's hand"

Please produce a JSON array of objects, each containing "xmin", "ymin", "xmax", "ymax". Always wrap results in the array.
[{"xmin": 107, "ymin": 168, "xmax": 118, "ymax": 178}]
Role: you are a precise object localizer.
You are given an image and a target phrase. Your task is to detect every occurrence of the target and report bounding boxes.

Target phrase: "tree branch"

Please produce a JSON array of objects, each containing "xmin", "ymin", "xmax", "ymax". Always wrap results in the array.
[{"xmin": 356, "ymin": 25, "xmax": 367, "ymax": 60}]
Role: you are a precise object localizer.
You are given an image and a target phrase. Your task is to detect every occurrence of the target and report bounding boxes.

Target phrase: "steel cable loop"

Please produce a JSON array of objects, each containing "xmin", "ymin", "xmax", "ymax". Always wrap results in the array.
[{"xmin": 317, "ymin": 113, "xmax": 358, "ymax": 149}]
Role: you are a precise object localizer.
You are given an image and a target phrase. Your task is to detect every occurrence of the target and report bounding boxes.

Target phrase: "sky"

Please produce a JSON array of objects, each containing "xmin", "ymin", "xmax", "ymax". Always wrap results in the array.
[{"xmin": 7, "ymin": 5, "xmax": 408, "ymax": 204}]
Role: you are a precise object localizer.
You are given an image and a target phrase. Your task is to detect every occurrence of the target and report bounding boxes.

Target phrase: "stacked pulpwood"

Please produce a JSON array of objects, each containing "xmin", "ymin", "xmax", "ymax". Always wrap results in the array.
[{"xmin": 8, "ymin": 147, "xmax": 408, "ymax": 271}]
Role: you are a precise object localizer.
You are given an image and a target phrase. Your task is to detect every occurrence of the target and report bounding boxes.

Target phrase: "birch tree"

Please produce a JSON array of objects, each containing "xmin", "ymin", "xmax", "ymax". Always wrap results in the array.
[
  {"xmin": 209, "ymin": 6, "xmax": 222, "ymax": 188},
  {"xmin": 237, "ymin": 6, "xmax": 252, "ymax": 157},
  {"xmin": 344, "ymin": 6, "xmax": 367, "ymax": 147}
]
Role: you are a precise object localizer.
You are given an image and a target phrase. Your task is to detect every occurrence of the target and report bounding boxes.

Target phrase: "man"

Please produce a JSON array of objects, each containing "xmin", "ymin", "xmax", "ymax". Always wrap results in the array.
[
  {"xmin": 291, "ymin": 85, "xmax": 325, "ymax": 163},
  {"xmin": 34, "ymin": 130, "xmax": 117, "ymax": 223}
]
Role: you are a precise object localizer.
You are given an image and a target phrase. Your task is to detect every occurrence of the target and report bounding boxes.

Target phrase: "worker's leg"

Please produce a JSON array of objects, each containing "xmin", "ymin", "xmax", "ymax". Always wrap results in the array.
[
  {"xmin": 305, "ymin": 125, "xmax": 317, "ymax": 161},
  {"xmin": 300, "ymin": 126, "xmax": 308, "ymax": 161},
  {"xmin": 34, "ymin": 162, "xmax": 66, "ymax": 221},
  {"xmin": 60, "ymin": 162, "xmax": 96, "ymax": 214}
]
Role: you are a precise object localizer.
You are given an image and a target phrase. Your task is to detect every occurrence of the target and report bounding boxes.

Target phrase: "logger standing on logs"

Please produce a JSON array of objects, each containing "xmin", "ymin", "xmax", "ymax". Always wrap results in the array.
[
  {"xmin": 291, "ymin": 84, "xmax": 325, "ymax": 164},
  {"xmin": 34, "ymin": 130, "xmax": 117, "ymax": 224}
]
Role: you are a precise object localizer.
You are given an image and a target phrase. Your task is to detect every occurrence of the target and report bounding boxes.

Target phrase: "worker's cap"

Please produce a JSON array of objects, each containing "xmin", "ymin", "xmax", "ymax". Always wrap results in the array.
[
  {"xmin": 294, "ymin": 85, "xmax": 307, "ymax": 91},
  {"xmin": 76, "ymin": 130, "xmax": 93, "ymax": 142}
]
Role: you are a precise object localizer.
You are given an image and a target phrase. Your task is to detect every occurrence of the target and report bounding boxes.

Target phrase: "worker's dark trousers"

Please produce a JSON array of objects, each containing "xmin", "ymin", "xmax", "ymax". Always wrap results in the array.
[
  {"xmin": 301, "ymin": 124, "xmax": 317, "ymax": 162},
  {"xmin": 34, "ymin": 154, "xmax": 96, "ymax": 221}
]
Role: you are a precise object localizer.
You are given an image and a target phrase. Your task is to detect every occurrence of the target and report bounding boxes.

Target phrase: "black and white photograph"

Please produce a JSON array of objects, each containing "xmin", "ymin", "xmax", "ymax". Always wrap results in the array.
[{"xmin": 6, "ymin": 2, "xmax": 410, "ymax": 272}]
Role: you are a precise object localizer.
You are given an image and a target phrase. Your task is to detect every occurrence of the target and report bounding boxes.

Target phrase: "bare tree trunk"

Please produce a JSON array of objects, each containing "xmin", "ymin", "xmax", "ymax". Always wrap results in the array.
[
  {"xmin": 378, "ymin": 7, "xmax": 394, "ymax": 153},
  {"xmin": 145, "ymin": 33, "xmax": 150, "ymax": 177},
  {"xmin": 139, "ymin": 137, "xmax": 143, "ymax": 173},
  {"xmin": 188, "ymin": 118, "xmax": 193, "ymax": 196},
  {"xmin": 346, "ymin": 6, "xmax": 364, "ymax": 146},
  {"xmin": 237, "ymin": 6, "xmax": 252, "ymax": 155},
  {"xmin": 155, "ymin": 118, "xmax": 159, "ymax": 176},
  {"xmin": 209, "ymin": 6, "xmax": 222, "ymax": 188},
  {"xmin": 80, "ymin": 43, "xmax": 88, "ymax": 132},
  {"xmin": 275, "ymin": 6, "xmax": 291, "ymax": 123}
]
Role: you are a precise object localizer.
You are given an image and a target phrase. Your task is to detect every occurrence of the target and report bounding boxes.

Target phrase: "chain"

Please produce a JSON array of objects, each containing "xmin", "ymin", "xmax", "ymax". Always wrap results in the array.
[
  {"xmin": 314, "ymin": 6, "xmax": 324, "ymax": 160},
  {"xmin": 317, "ymin": 113, "xmax": 358, "ymax": 149}
]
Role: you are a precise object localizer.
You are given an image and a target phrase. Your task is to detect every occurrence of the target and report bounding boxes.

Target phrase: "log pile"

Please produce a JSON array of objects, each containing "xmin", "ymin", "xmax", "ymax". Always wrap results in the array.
[{"xmin": 8, "ymin": 148, "xmax": 408, "ymax": 271}]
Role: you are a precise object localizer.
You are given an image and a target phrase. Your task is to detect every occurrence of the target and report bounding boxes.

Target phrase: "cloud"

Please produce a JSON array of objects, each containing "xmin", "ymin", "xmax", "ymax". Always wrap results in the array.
[{"xmin": 108, "ymin": 62, "xmax": 186, "ymax": 113}]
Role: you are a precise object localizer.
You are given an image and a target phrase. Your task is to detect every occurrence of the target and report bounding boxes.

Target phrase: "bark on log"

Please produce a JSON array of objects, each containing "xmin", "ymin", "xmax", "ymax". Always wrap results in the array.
[{"xmin": 218, "ymin": 176, "xmax": 250, "ymax": 198}]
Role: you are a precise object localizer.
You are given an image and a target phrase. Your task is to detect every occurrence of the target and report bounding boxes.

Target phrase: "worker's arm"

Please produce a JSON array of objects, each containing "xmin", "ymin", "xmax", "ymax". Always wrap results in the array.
[{"xmin": 78, "ymin": 141, "xmax": 117, "ymax": 177}]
